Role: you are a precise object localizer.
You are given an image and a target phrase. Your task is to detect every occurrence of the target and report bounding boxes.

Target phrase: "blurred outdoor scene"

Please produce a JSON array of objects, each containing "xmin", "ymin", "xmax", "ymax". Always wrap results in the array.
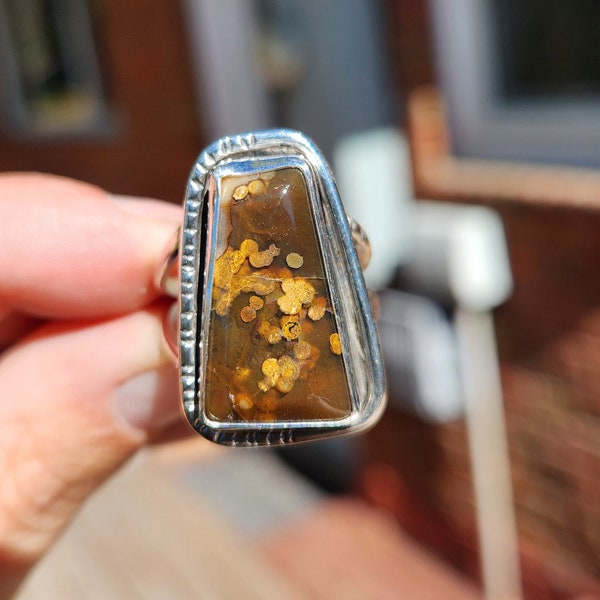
[{"xmin": 3, "ymin": 0, "xmax": 600, "ymax": 598}]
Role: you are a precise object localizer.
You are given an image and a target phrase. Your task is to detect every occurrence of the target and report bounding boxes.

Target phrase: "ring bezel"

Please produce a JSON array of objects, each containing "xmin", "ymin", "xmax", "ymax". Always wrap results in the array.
[{"xmin": 179, "ymin": 129, "xmax": 386, "ymax": 446}]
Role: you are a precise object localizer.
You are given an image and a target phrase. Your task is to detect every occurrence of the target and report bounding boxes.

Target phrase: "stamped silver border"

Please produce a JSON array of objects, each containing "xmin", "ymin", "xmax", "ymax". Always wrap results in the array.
[{"xmin": 179, "ymin": 129, "xmax": 386, "ymax": 446}]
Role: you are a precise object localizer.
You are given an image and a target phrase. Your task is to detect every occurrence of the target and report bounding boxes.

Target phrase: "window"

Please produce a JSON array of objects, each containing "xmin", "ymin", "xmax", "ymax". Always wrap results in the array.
[
  {"xmin": 430, "ymin": 0, "xmax": 600, "ymax": 168},
  {"xmin": 0, "ymin": 0, "xmax": 111, "ymax": 137}
]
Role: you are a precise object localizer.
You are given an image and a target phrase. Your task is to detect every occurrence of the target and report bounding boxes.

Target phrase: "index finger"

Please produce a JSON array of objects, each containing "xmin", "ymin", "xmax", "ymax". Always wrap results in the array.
[{"xmin": 0, "ymin": 173, "xmax": 181, "ymax": 320}]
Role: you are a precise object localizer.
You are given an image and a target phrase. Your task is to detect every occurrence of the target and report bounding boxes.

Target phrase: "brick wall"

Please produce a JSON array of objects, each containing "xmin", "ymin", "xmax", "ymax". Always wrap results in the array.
[
  {"xmin": 360, "ymin": 2, "xmax": 600, "ymax": 598},
  {"xmin": 0, "ymin": 0, "xmax": 204, "ymax": 202}
]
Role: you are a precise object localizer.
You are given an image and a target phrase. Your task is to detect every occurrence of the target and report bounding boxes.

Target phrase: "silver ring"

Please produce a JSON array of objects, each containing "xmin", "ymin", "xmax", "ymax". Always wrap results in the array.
[{"xmin": 160, "ymin": 129, "xmax": 386, "ymax": 446}]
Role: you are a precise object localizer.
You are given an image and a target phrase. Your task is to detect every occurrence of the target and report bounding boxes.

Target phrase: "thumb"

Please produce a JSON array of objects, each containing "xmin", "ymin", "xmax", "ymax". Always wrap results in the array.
[{"xmin": 0, "ymin": 302, "xmax": 180, "ymax": 595}]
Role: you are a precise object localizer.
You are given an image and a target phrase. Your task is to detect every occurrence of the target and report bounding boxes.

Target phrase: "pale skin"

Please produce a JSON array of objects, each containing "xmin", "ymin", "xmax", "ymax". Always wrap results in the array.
[{"xmin": 0, "ymin": 173, "xmax": 188, "ymax": 597}]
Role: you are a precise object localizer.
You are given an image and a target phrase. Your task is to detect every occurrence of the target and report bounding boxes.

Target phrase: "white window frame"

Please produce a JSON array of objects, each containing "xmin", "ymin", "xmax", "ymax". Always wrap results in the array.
[{"xmin": 430, "ymin": 0, "xmax": 600, "ymax": 168}]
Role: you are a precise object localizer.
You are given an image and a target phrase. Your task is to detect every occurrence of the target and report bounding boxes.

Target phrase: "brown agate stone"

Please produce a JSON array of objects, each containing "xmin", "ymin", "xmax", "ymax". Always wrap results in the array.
[{"xmin": 204, "ymin": 168, "xmax": 352, "ymax": 422}]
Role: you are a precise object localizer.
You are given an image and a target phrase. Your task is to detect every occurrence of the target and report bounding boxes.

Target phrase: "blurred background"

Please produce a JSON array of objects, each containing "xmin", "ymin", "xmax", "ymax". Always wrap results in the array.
[{"xmin": 4, "ymin": 1, "xmax": 600, "ymax": 598}]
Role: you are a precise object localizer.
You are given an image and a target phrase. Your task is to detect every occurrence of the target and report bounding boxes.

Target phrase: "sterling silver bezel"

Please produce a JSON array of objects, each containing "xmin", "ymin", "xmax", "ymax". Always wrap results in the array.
[{"xmin": 179, "ymin": 129, "xmax": 386, "ymax": 446}]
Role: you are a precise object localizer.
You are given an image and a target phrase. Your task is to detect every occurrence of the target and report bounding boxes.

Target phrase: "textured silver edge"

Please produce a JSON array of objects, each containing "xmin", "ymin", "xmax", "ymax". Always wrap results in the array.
[{"xmin": 179, "ymin": 129, "xmax": 386, "ymax": 446}]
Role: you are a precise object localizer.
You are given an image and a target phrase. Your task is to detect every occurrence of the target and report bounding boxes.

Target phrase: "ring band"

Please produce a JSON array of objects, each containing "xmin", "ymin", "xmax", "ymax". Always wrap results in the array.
[
  {"xmin": 161, "ymin": 129, "xmax": 386, "ymax": 446},
  {"xmin": 155, "ymin": 228, "xmax": 181, "ymax": 300}
]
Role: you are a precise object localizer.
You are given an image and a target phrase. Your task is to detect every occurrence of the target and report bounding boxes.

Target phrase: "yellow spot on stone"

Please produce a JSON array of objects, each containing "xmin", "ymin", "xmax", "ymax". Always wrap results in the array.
[
  {"xmin": 277, "ymin": 296, "xmax": 300, "ymax": 316},
  {"xmin": 240, "ymin": 305, "xmax": 256, "ymax": 323},
  {"xmin": 213, "ymin": 272, "xmax": 276, "ymax": 317},
  {"xmin": 262, "ymin": 358, "xmax": 279, "ymax": 377},
  {"xmin": 293, "ymin": 340, "xmax": 312, "ymax": 360},
  {"xmin": 308, "ymin": 305, "xmax": 326, "ymax": 321},
  {"xmin": 240, "ymin": 295, "xmax": 265, "ymax": 323},
  {"xmin": 249, "ymin": 296, "xmax": 264, "ymax": 310},
  {"xmin": 258, "ymin": 379, "xmax": 272, "ymax": 392},
  {"xmin": 277, "ymin": 278, "xmax": 316, "ymax": 315},
  {"xmin": 213, "ymin": 247, "xmax": 245, "ymax": 289},
  {"xmin": 276, "ymin": 379, "xmax": 294, "ymax": 394},
  {"xmin": 286, "ymin": 252, "xmax": 304, "ymax": 269},
  {"xmin": 329, "ymin": 333, "xmax": 342, "ymax": 355},
  {"xmin": 278, "ymin": 355, "xmax": 299, "ymax": 381},
  {"xmin": 234, "ymin": 367, "xmax": 251, "ymax": 383},
  {"xmin": 261, "ymin": 171, "xmax": 276, "ymax": 181},
  {"xmin": 258, "ymin": 320, "xmax": 283, "ymax": 344},
  {"xmin": 258, "ymin": 356, "xmax": 280, "ymax": 391},
  {"xmin": 282, "ymin": 278, "xmax": 315, "ymax": 302},
  {"xmin": 248, "ymin": 179, "xmax": 267, "ymax": 195},
  {"xmin": 267, "ymin": 329, "xmax": 282, "ymax": 344},
  {"xmin": 235, "ymin": 275, "xmax": 276, "ymax": 296},
  {"xmin": 249, "ymin": 243, "xmax": 280, "ymax": 268},
  {"xmin": 232, "ymin": 185, "xmax": 249, "ymax": 201},
  {"xmin": 281, "ymin": 316, "xmax": 301, "ymax": 340},
  {"xmin": 240, "ymin": 239, "xmax": 259, "ymax": 257},
  {"xmin": 234, "ymin": 393, "xmax": 253, "ymax": 411},
  {"xmin": 258, "ymin": 354, "xmax": 299, "ymax": 394}
]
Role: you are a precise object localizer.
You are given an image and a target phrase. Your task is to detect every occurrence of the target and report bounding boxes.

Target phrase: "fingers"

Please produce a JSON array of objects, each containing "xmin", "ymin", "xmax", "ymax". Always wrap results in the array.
[
  {"xmin": 0, "ymin": 302, "xmax": 182, "ymax": 593},
  {"xmin": 0, "ymin": 173, "xmax": 188, "ymax": 594},
  {"xmin": 0, "ymin": 173, "xmax": 181, "ymax": 320},
  {"xmin": 0, "ymin": 311, "xmax": 42, "ymax": 353}
]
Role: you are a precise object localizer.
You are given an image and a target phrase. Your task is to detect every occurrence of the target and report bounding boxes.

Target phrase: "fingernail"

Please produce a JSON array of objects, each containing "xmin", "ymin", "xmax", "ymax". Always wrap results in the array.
[{"xmin": 113, "ymin": 365, "xmax": 181, "ymax": 435}]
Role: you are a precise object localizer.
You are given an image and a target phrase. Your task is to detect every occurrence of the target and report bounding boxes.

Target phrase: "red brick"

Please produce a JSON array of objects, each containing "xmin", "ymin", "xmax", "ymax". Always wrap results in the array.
[{"xmin": 364, "ymin": 2, "xmax": 600, "ymax": 595}]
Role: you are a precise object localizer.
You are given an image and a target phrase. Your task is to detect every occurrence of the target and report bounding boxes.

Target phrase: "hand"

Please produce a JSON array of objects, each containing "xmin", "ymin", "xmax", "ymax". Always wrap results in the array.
[{"xmin": 0, "ymin": 173, "xmax": 183, "ymax": 596}]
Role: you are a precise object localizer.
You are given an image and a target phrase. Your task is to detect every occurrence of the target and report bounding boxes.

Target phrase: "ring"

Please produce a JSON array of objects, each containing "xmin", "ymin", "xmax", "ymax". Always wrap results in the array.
[{"xmin": 160, "ymin": 129, "xmax": 386, "ymax": 446}]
